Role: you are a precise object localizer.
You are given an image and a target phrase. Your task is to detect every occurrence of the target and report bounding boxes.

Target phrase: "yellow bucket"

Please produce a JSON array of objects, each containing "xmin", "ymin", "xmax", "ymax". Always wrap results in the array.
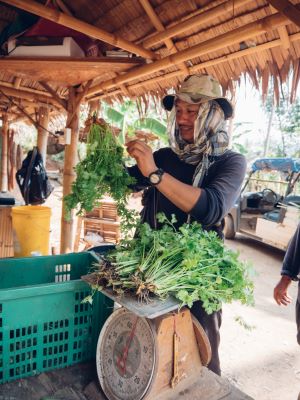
[{"xmin": 12, "ymin": 206, "xmax": 51, "ymax": 257}]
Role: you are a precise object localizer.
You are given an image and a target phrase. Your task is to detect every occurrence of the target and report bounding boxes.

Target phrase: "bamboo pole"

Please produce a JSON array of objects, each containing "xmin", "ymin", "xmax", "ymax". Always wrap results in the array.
[
  {"xmin": 39, "ymin": 82, "xmax": 68, "ymax": 110},
  {"xmin": 0, "ymin": 80, "xmax": 53, "ymax": 97},
  {"xmin": 0, "ymin": 86, "xmax": 62, "ymax": 108},
  {"xmin": 87, "ymin": 12, "xmax": 289, "ymax": 97},
  {"xmin": 268, "ymin": 0, "xmax": 300, "ymax": 28},
  {"xmin": 139, "ymin": 0, "xmax": 189, "ymax": 74},
  {"xmin": 1, "ymin": 0, "xmax": 156, "ymax": 60},
  {"xmin": 87, "ymin": 31, "xmax": 300, "ymax": 102},
  {"xmin": 37, "ymin": 106, "xmax": 50, "ymax": 163},
  {"xmin": 1, "ymin": 114, "xmax": 9, "ymax": 192},
  {"xmin": 142, "ymin": 0, "xmax": 253, "ymax": 48},
  {"xmin": 13, "ymin": 77, "xmax": 22, "ymax": 89},
  {"xmin": 60, "ymin": 87, "xmax": 80, "ymax": 254},
  {"xmin": 278, "ymin": 26, "xmax": 291, "ymax": 48}
]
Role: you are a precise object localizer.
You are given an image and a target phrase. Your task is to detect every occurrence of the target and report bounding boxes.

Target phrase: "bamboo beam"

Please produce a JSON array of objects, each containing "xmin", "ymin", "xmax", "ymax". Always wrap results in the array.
[
  {"xmin": 142, "ymin": 0, "xmax": 253, "ymax": 48},
  {"xmin": 139, "ymin": 0, "xmax": 189, "ymax": 74},
  {"xmin": 87, "ymin": 11, "xmax": 289, "ymax": 97},
  {"xmin": 1, "ymin": 114, "xmax": 9, "ymax": 192},
  {"xmin": 87, "ymin": 31, "xmax": 300, "ymax": 102},
  {"xmin": 268, "ymin": 0, "xmax": 300, "ymax": 28},
  {"xmin": 14, "ymin": 77, "xmax": 22, "ymax": 89},
  {"xmin": 278, "ymin": 26, "xmax": 290, "ymax": 48},
  {"xmin": 0, "ymin": 85, "xmax": 63, "ymax": 108},
  {"xmin": 60, "ymin": 87, "xmax": 80, "ymax": 254},
  {"xmin": 1, "ymin": 0, "xmax": 156, "ymax": 60},
  {"xmin": 0, "ymin": 80, "xmax": 53, "ymax": 97},
  {"xmin": 54, "ymin": 0, "xmax": 73, "ymax": 16},
  {"xmin": 37, "ymin": 106, "xmax": 50, "ymax": 162},
  {"xmin": 39, "ymin": 82, "xmax": 67, "ymax": 110}
]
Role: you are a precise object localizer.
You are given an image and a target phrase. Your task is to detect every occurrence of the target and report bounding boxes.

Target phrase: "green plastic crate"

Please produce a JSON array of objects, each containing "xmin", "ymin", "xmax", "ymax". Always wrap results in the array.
[{"xmin": 0, "ymin": 250, "xmax": 113, "ymax": 383}]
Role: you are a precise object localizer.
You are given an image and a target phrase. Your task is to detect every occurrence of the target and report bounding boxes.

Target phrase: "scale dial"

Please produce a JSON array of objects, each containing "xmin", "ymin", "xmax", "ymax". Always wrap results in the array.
[{"xmin": 96, "ymin": 308, "xmax": 157, "ymax": 400}]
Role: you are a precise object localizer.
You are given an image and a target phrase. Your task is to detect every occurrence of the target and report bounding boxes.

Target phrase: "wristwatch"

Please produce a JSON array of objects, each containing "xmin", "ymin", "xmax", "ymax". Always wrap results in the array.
[{"xmin": 148, "ymin": 168, "xmax": 164, "ymax": 185}]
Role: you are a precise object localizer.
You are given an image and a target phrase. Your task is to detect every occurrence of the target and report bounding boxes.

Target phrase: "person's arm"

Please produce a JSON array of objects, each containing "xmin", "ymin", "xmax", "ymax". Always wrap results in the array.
[
  {"xmin": 273, "ymin": 275, "xmax": 293, "ymax": 306},
  {"xmin": 190, "ymin": 152, "xmax": 247, "ymax": 226},
  {"xmin": 126, "ymin": 140, "xmax": 201, "ymax": 212},
  {"xmin": 273, "ymin": 223, "xmax": 300, "ymax": 306}
]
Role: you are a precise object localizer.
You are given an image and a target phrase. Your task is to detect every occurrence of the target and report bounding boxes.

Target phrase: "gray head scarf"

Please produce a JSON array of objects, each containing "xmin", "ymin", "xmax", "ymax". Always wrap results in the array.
[{"xmin": 168, "ymin": 100, "xmax": 229, "ymax": 187}]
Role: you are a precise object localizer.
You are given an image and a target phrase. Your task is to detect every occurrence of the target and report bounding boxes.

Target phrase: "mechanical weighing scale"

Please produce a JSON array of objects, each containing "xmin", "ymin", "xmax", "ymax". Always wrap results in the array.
[{"xmin": 95, "ymin": 288, "xmax": 252, "ymax": 400}]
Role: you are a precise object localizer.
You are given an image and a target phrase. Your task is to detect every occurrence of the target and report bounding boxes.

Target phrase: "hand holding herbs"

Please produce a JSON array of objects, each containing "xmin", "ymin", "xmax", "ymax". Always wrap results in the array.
[
  {"xmin": 64, "ymin": 117, "xmax": 136, "ymax": 227},
  {"xmin": 85, "ymin": 214, "xmax": 254, "ymax": 314}
]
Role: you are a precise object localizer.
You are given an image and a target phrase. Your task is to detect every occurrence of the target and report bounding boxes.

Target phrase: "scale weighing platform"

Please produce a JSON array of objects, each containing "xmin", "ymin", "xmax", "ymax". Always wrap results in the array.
[{"xmin": 95, "ymin": 288, "xmax": 253, "ymax": 400}]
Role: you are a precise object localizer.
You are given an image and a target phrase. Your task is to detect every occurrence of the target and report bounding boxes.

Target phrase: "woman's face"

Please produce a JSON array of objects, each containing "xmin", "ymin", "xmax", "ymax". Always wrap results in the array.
[{"xmin": 175, "ymin": 99, "xmax": 200, "ymax": 143}]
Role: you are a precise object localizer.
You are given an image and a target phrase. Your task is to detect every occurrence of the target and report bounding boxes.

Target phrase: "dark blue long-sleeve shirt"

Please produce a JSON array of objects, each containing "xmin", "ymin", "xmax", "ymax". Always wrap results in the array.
[
  {"xmin": 281, "ymin": 222, "xmax": 300, "ymax": 280},
  {"xmin": 127, "ymin": 147, "xmax": 246, "ymax": 233}
]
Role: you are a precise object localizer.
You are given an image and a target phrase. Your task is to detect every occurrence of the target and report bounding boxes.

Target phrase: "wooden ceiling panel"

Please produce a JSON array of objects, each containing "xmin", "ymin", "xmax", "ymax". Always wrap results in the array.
[{"xmin": 0, "ymin": 56, "xmax": 144, "ymax": 86}]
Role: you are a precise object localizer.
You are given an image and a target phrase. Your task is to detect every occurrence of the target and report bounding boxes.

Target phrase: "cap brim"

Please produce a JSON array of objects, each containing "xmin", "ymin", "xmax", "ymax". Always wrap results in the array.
[{"xmin": 162, "ymin": 93, "xmax": 233, "ymax": 119}]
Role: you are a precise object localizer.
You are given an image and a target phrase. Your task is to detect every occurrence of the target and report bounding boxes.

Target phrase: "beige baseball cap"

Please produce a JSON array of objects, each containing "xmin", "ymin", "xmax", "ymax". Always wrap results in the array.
[{"xmin": 162, "ymin": 74, "xmax": 233, "ymax": 119}]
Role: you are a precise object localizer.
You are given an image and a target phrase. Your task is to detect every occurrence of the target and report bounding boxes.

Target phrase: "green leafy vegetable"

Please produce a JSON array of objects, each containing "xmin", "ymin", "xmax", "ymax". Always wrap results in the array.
[
  {"xmin": 88, "ymin": 214, "xmax": 255, "ymax": 314},
  {"xmin": 64, "ymin": 117, "xmax": 137, "ymax": 230}
]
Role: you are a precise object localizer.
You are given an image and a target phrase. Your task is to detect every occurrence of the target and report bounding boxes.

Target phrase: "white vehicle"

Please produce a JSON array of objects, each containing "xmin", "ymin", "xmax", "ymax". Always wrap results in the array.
[{"xmin": 225, "ymin": 158, "xmax": 300, "ymax": 251}]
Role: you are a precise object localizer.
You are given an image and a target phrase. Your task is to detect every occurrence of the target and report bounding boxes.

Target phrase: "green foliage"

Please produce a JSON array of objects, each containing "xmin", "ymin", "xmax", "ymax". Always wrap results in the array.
[
  {"xmin": 133, "ymin": 118, "xmax": 167, "ymax": 141},
  {"xmin": 102, "ymin": 100, "xmax": 168, "ymax": 147},
  {"xmin": 90, "ymin": 214, "xmax": 255, "ymax": 314},
  {"xmin": 64, "ymin": 120, "xmax": 138, "ymax": 231},
  {"xmin": 261, "ymin": 82, "xmax": 300, "ymax": 157}
]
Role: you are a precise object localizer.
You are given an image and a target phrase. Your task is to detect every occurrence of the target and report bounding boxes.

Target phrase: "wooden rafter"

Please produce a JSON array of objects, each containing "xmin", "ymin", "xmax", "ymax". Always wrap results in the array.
[
  {"xmin": 268, "ymin": 0, "xmax": 300, "ymax": 29},
  {"xmin": 87, "ymin": 11, "xmax": 289, "ymax": 97},
  {"xmin": 0, "ymin": 89, "xmax": 39, "ymax": 128},
  {"xmin": 0, "ymin": 80, "xmax": 52, "ymax": 97},
  {"xmin": 278, "ymin": 26, "xmax": 290, "ymax": 49},
  {"xmin": 1, "ymin": 0, "xmax": 157, "ymax": 60},
  {"xmin": 139, "ymin": 0, "xmax": 189, "ymax": 74},
  {"xmin": 13, "ymin": 77, "xmax": 22, "ymax": 89},
  {"xmin": 87, "ymin": 30, "xmax": 300, "ymax": 102},
  {"xmin": 0, "ymin": 56, "xmax": 145, "ymax": 86},
  {"xmin": 0, "ymin": 85, "xmax": 63, "ymax": 109},
  {"xmin": 39, "ymin": 82, "xmax": 68, "ymax": 110},
  {"xmin": 54, "ymin": 0, "xmax": 72, "ymax": 16},
  {"xmin": 142, "ymin": 0, "xmax": 252, "ymax": 48}
]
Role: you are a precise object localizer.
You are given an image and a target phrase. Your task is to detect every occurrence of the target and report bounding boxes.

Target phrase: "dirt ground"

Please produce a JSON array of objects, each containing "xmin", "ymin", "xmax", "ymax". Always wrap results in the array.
[
  {"xmin": 12, "ymin": 182, "xmax": 300, "ymax": 399},
  {"xmin": 221, "ymin": 236, "xmax": 300, "ymax": 400}
]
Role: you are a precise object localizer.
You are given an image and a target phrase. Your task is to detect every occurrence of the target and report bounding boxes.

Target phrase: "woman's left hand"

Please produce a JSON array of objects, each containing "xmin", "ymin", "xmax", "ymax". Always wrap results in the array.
[{"xmin": 126, "ymin": 140, "xmax": 158, "ymax": 177}]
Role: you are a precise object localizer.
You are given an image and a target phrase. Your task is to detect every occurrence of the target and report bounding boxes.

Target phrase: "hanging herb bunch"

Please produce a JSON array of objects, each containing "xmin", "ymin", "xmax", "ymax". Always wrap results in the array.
[{"xmin": 64, "ymin": 116, "xmax": 137, "ymax": 230}]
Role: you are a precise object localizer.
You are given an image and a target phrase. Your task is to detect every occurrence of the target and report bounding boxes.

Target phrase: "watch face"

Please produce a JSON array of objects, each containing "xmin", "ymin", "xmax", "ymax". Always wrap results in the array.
[{"xmin": 149, "ymin": 173, "xmax": 161, "ymax": 184}]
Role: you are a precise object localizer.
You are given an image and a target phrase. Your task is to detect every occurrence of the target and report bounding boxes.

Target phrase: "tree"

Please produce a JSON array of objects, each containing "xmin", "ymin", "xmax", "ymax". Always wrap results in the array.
[{"xmin": 261, "ymin": 82, "xmax": 300, "ymax": 158}]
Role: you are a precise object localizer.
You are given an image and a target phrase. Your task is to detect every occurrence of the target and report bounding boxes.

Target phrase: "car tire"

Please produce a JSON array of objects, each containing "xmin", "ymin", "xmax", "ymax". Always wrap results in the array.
[{"xmin": 224, "ymin": 214, "xmax": 236, "ymax": 239}]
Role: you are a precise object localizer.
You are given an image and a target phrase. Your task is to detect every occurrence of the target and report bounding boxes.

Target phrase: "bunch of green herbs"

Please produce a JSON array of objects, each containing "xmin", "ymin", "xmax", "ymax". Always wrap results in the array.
[
  {"xmin": 64, "ymin": 117, "xmax": 137, "ymax": 230},
  {"xmin": 89, "ymin": 214, "xmax": 254, "ymax": 314}
]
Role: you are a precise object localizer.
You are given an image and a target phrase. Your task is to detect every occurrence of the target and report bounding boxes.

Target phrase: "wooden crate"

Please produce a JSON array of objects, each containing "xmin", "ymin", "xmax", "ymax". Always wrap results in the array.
[
  {"xmin": 84, "ymin": 200, "xmax": 120, "ymax": 244},
  {"xmin": 0, "ymin": 206, "xmax": 14, "ymax": 258}
]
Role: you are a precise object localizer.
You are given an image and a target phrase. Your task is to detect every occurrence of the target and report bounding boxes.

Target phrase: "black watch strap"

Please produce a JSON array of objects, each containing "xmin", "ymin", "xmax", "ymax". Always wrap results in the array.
[{"xmin": 148, "ymin": 168, "xmax": 164, "ymax": 185}]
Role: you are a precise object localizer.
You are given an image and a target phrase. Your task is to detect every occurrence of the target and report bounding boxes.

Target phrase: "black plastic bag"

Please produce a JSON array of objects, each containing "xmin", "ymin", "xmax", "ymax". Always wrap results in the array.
[{"xmin": 16, "ymin": 147, "xmax": 54, "ymax": 205}]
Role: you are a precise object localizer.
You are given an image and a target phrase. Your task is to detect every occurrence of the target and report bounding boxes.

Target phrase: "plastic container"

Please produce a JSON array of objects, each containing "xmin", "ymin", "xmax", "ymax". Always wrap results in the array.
[
  {"xmin": 11, "ymin": 206, "xmax": 51, "ymax": 257},
  {"xmin": 0, "ymin": 251, "xmax": 113, "ymax": 383}
]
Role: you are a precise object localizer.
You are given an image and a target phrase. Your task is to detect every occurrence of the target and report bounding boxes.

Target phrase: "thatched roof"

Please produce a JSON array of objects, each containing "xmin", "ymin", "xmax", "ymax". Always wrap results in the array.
[{"xmin": 1, "ymin": 0, "xmax": 300, "ymax": 124}]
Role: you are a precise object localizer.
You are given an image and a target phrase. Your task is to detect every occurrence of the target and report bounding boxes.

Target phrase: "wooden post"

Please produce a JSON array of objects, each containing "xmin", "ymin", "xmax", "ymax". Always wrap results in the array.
[
  {"xmin": 37, "ymin": 106, "xmax": 50, "ymax": 162},
  {"xmin": 60, "ymin": 87, "xmax": 80, "ymax": 254},
  {"xmin": 1, "ymin": 114, "xmax": 9, "ymax": 192}
]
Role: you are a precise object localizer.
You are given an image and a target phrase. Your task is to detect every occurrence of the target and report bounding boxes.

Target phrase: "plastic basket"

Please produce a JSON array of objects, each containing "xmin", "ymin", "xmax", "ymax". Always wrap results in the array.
[{"xmin": 0, "ymin": 250, "xmax": 113, "ymax": 383}]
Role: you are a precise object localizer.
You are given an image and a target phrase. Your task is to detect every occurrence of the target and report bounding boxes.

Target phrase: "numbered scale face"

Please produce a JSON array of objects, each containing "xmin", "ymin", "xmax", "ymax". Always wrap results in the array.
[{"xmin": 96, "ymin": 308, "xmax": 157, "ymax": 400}]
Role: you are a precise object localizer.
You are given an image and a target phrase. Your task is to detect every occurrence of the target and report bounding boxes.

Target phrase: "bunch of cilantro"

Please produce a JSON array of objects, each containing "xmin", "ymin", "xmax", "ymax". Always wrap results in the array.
[
  {"xmin": 64, "ymin": 118, "xmax": 137, "ymax": 230},
  {"xmin": 92, "ymin": 214, "xmax": 255, "ymax": 314}
]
